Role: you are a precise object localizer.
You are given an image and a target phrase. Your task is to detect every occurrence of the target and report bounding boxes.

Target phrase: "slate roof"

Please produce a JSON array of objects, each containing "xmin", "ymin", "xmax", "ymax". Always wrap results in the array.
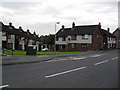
[
  {"xmin": 56, "ymin": 25, "xmax": 99, "ymax": 37},
  {"xmin": 56, "ymin": 24, "xmax": 116, "ymax": 38},
  {"xmin": 101, "ymin": 29, "xmax": 116, "ymax": 38},
  {"xmin": 2, "ymin": 22, "xmax": 40, "ymax": 41}
]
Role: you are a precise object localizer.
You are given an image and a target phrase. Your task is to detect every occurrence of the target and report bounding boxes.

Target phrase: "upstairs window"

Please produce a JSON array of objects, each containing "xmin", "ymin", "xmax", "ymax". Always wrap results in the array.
[
  {"xmin": 62, "ymin": 37, "xmax": 66, "ymax": 41},
  {"xmin": 71, "ymin": 35, "xmax": 76, "ymax": 40},
  {"xmin": 8, "ymin": 34, "xmax": 11, "ymax": 39},
  {"xmin": 2, "ymin": 32, "xmax": 6, "ymax": 36},
  {"xmin": 56, "ymin": 37, "xmax": 58, "ymax": 41},
  {"xmin": 82, "ymin": 35, "xmax": 88, "ymax": 40}
]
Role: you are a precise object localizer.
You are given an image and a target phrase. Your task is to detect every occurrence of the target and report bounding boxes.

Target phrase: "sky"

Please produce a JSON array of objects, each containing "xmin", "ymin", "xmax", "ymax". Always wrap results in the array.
[{"xmin": 0, "ymin": 0, "xmax": 119, "ymax": 36}]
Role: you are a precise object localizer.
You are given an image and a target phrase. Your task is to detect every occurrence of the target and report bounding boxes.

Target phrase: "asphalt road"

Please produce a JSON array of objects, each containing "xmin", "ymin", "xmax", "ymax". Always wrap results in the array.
[{"xmin": 2, "ymin": 50, "xmax": 119, "ymax": 88}]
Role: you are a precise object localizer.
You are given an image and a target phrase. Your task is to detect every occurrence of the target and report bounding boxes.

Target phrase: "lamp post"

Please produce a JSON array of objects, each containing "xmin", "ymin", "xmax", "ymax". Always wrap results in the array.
[{"xmin": 54, "ymin": 22, "xmax": 60, "ymax": 52}]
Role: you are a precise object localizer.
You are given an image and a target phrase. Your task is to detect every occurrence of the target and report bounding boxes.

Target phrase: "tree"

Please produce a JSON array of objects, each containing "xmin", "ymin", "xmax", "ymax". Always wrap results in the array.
[{"xmin": 40, "ymin": 34, "xmax": 55, "ymax": 45}]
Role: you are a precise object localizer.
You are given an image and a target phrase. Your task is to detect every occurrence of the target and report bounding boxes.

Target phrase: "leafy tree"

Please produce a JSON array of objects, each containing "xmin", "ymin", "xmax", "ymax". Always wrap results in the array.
[{"xmin": 40, "ymin": 34, "xmax": 55, "ymax": 45}]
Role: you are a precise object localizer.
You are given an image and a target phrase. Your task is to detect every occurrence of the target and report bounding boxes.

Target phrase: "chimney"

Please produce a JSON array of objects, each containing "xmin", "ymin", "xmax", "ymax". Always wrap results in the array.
[
  {"xmin": 72, "ymin": 22, "xmax": 75, "ymax": 28},
  {"xmin": 61, "ymin": 25, "xmax": 65, "ymax": 30},
  {"xmin": 27, "ymin": 29, "xmax": 30, "ymax": 33},
  {"xmin": 98, "ymin": 22, "xmax": 101, "ymax": 29},
  {"xmin": 107, "ymin": 28, "xmax": 110, "ymax": 32},
  {"xmin": 19, "ymin": 26, "xmax": 22, "ymax": 30},
  {"xmin": 9, "ymin": 22, "xmax": 12, "ymax": 26},
  {"xmin": 33, "ymin": 31, "xmax": 36, "ymax": 35}
]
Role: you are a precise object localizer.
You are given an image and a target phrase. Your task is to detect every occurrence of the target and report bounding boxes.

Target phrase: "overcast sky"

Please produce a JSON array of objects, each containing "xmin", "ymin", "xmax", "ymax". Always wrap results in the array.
[{"xmin": 0, "ymin": 0, "xmax": 119, "ymax": 36}]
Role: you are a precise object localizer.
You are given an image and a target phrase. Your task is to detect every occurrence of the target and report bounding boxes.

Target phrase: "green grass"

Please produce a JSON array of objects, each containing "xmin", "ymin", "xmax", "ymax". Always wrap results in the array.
[
  {"xmin": 37, "ymin": 51, "xmax": 83, "ymax": 55},
  {"xmin": 2, "ymin": 51, "xmax": 26, "ymax": 55},
  {"xmin": 2, "ymin": 50, "xmax": 84, "ymax": 55}
]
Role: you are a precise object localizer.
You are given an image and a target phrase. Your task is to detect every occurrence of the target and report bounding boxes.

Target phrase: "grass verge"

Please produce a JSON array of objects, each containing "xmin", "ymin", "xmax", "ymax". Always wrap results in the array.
[{"xmin": 2, "ymin": 51, "xmax": 84, "ymax": 55}]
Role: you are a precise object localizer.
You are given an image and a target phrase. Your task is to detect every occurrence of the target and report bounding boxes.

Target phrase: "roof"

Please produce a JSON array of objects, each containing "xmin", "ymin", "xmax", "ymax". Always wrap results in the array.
[
  {"xmin": 101, "ymin": 29, "xmax": 116, "ymax": 38},
  {"xmin": 2, "ymin": 23, "xmax": 40, "ymax": 41},
  {"xmin": 56, "ymin": 25, "xmax": 99, "ymax": 37}
]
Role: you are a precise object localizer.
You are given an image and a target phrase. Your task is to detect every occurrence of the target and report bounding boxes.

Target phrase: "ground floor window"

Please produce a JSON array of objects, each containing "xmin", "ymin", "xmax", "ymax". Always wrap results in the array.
[
  {"xmin": 8, "ymin": 43, "xmax": 13, "ymax": 49},
  {"xmin": 82, "ymin": 44, "xmax": 88, "ymax": 48},
  {"xmin": 61, "ymin": 45, "xmax": 66, "ymax": 49},
  {"xmin": 71, "ymin": 43, "xmax": 77, "ymax": 48}
]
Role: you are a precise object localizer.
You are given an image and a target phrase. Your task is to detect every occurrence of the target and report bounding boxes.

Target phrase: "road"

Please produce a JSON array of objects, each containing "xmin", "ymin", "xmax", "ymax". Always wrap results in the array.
[{"xmin": 2, "ymin": 50, "xmax": 119, "ymax": 88}]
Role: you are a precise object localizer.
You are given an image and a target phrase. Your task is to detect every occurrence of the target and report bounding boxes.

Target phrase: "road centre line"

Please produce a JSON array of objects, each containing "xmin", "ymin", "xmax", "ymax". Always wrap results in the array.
[
  {"xmin": 45, "ymin": 66, "xmax": 87, "ymax": 78},
  {"xmin": 46, "ymin": 60, "xmax": 57, "ymax": 62},
  {"xmin": 91, "ymin": 54, "xmax": 103, "ymax": 57},
  {"xmin": 0, "ymin": 85, "xmax": 9, "ymax": 88},
  {"xmin": 112, "ymin": 57, "xmax": 119, "ymax": 60},
  {"xmin": 94, "ymin": 60, "xmax": 109, "ymax": 66},
  {"xmin": 72, "ymin": 57, "xmax": 86, "ymax": 60}
]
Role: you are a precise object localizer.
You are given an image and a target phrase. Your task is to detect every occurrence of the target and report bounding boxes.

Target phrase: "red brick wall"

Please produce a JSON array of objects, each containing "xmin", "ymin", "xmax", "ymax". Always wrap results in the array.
[{"xmin": 113, "ymin": 30, "xmax": 120, "ymax": 40}]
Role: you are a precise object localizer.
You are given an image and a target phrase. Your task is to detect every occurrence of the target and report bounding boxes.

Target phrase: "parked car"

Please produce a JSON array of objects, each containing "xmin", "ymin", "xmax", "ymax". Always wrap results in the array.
[{"xmin": 41, "ymin": 48, "xmax": 49, "ymax": 51}]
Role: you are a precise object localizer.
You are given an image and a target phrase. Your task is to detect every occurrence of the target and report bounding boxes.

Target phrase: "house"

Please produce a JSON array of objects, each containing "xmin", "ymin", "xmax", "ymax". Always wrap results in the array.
[
  {"xmin": 55, "ymin": 22, "xmax": 116, "ymax": 52},
  {"xmin": 101, "ymin": 28, "xmax": 116, "ymax": 49},
  {"xmin": 113, "ymin": 28, "xmax": 120, "ymax": 48},
  {"xmin": 1, "ymin": 22, "xmax": 41, "ymax": 51}
]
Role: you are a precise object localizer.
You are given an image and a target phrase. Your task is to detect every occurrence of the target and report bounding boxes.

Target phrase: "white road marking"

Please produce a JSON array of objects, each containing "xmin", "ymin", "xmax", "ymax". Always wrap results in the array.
[
  {"xmin": 112, "ymin": 57, "xmax": 119, "ymax": 60},
  {"xmin": 61, "ymin": 59, "xmax": 68, "ymax": 60},
  {"xmin": 46, "ymin": 60, "xmax": 57, "ymax": 62},
  {"xmin": 94, "ymin": 60, "xmax": 109, "ymax": 65},
  {"xmin": 91, "ymin": 54, "xmax": 101, "ymax": 57},
  {"xmin": 91, "ymin": 54, "xmax": 104, "ymax": 58},
  {"xmin": 45, "ymin": 66, "xmax": 87, "ymax": 78},
  {"xmin": 0, "ymin": 85, "xmax": 9, "ymax": 88},
  {"xmin": 72, "ymin": 57, "xmax": 86, "ymax": 60}
]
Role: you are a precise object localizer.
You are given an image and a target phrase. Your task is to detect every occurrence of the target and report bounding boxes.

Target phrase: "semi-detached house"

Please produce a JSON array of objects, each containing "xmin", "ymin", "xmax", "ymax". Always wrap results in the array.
[
  {"xmin": 1, "ymin": 22, "xmax": 41, "ymax": 51},
  {"xmin": 56, "ymin": 22, "xmax": 116, "ymax": 52}
]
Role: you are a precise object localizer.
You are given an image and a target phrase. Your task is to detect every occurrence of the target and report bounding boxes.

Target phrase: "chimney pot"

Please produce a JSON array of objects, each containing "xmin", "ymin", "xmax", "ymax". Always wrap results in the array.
[
  {"xmin": 19, "ymin": 26, "xmax": 22, "ymax": 30},
  {"xmin": 72, "ymin": 22, "xmax": 75, "ymax": 28},
  {"xmin": 9, "ymin": 22, "xmax": 12, "ymax": 26},
  {"xmin": 107, "ymin": 28, "xmax": 110, "ymax": 32}
]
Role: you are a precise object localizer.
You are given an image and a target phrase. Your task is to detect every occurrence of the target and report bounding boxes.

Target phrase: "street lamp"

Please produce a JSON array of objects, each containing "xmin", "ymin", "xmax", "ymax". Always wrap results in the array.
[{"xmin": 54, "ymin": 22, "xmax": 60, "ymax": 52}]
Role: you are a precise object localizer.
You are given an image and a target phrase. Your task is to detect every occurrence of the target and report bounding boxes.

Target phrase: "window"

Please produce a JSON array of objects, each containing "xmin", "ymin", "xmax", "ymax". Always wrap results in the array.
[
  {"xmin": 8, "ymin": 43, "xmax": 12, "ymax": 49},
  {"xmin": 62, "ymin": 37, "xmax": 66, "ymax": 41},
  {"xmin": 82, "ymin": 44, "xmax": 88, "ymax": 48},
  {"xmin": 8, "ymin": 34, "xmax": 11, "ymax": 39},
  {"xmin": 56, "ymin": 37, "xmax": 58, "ymax": 41},
  {"xmin": 71, "ymin": 43, "xmax": 77, "ymax": 48},
  {"xmin": 82, "ymin": 35, "xmax": 88, "ymax": 40},
  {"xmin": 71, "ymin": 35, "xmax": 76, "ymax": 40},
  {"xmin": 62, "ymin": 45, "xmax": 66, "ymax": 49},
  {"xmin": 2, "ymin": 32, "xmax": 6, "ymax": 36}
]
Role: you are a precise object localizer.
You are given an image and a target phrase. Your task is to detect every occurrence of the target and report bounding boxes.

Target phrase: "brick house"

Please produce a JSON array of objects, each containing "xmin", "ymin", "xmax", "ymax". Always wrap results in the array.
[
  {"xmin": 113, "ymin": 28, "xmax": 120, "ymax": 48},
  {"xmin": 101, "ymin": 28, "xmax": 116, "ymax": 49},
  {"xmin": 1, "ymin": 22, "xmax": 41, "ymax": 51},
  {"xmin": 55, "ymin": 22, "xmax": 116, "ymax": 52}
]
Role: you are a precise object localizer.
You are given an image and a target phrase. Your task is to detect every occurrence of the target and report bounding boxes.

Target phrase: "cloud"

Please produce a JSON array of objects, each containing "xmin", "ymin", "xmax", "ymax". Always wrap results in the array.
[{"xmin": 0, "ymin": 0, "xmax": 118, "ymax": 35}]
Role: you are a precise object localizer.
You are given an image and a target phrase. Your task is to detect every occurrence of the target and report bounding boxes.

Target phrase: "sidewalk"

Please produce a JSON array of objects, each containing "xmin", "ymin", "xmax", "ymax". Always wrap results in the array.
[
  {"xmin": 2, "ymin": 50, "xmax": 102, "ymax": 65},
  {"xmin": 2, "ymin": 55, "xmax": 52, "ymax": 65}
]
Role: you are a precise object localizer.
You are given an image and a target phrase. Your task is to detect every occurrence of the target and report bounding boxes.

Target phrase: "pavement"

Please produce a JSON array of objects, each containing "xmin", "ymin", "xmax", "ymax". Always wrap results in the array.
[
  {"xmin": 2, "ymin": 49, "xmax": 118, "ymax": 88},
  {"xmin": 1, "ymin": 50, "xmax": 103, "ymax": 65}
]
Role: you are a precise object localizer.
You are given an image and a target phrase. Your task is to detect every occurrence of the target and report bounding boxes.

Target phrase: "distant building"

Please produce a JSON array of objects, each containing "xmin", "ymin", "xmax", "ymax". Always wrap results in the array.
[
  {"xmin": 101, "ymin": 28, "xmax": 116, "ymax": 49},
  {"xmin": 113, "ymin": 28, "xmax": 120, "ymax": 48},
  {"xmin": 1, "ymin": 22, "xmax": 41, "ymax": 51},
  {"xmin": 55, "ymin": 22, "xmax": 116, "ymax": 52}
]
